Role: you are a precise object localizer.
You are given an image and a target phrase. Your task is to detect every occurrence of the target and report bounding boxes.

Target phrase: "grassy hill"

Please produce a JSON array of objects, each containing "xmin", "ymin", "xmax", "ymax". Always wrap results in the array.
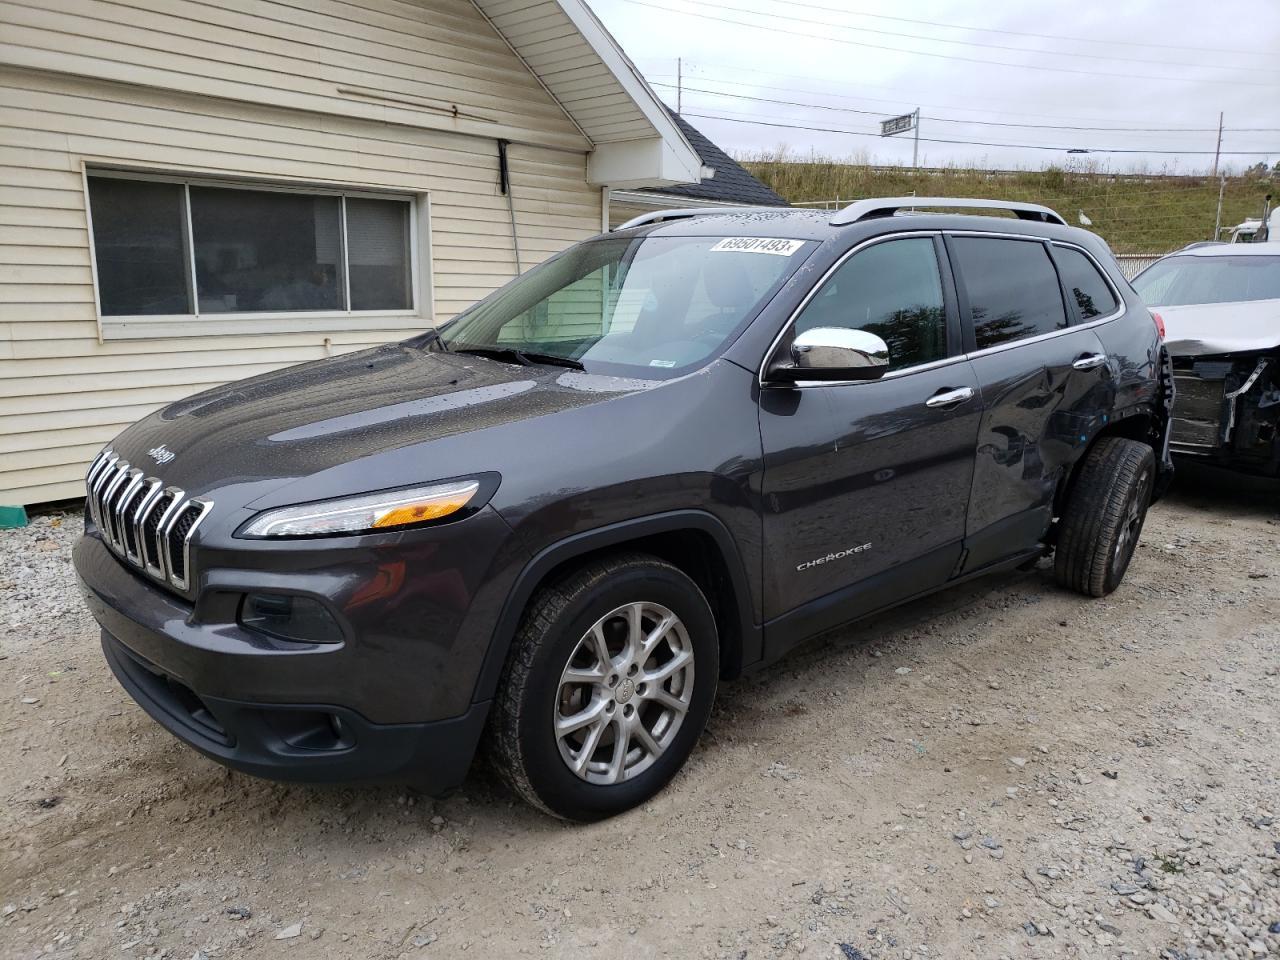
[{"xmin": 740, "ymin": 157, "xmax": 1276, "ymax": 254}]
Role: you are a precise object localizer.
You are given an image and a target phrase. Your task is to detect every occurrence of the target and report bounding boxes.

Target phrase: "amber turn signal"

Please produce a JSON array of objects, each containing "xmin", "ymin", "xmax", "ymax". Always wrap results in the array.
[{"xmin": 371, "ymin": 494, "xmax": 476, "ymax": 528}]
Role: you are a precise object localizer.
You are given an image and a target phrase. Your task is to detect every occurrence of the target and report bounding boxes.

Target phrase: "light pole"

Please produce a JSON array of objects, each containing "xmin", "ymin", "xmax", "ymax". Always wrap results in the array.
[{"xmin": 912, "ymin": 108, "xmax": 920, "ymax": 170}]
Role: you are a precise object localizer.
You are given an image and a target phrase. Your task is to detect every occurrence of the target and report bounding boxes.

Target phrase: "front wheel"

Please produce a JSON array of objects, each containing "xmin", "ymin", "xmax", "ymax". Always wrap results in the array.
[
  {"xmin": 487, "ymin": 554, "xmax": 718, "ymax": 821},
  {"xmin": 1054, "ymin": 437, "xmax": 1156, "ymax": 597}
]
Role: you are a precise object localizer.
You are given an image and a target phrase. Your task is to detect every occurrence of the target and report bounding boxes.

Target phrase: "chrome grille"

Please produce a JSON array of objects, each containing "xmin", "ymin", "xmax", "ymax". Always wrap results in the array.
[{"xmin": 84, "ymin": 449, "xmax": 213, "ymax": 592}]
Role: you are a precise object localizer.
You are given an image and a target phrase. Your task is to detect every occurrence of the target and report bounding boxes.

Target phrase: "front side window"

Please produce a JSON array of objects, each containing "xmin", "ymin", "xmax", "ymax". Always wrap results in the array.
[
  {"xmin": 951, "ymin": 236, "xmax": 1068, "ymax": 349},
  {"xmin": 87, "ymin": 174, "xmax": 413, "ymax": 317},
  {"xmin": 1054, "ymin": 246, "xmax": 1118, "ymax": 320},
  {"xmin": 1131, "ymin": 254, "xmax": 1280, "ymax": 306},
  {"xmin": 440, "ymin": 235, "xmax": 812, "ymax": 376},
  {"xmin": 792, "ymin": 237, "xmax": 947, "ymax": 373}
]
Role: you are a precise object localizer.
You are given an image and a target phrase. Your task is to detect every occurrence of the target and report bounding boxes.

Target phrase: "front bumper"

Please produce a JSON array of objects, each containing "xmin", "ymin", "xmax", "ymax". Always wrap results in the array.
[
  {"xmin": 100, "ymin": 629, "xmax": 487, "ymax": 789},
  {"xmin": 73, "ymin": 516, "xmax": 519, "ymax": 790}
]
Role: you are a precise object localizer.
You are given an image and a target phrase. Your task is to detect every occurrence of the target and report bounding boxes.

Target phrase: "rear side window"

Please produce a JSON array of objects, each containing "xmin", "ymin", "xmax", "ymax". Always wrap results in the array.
[
  {"xmin": 793, "ymin": 237, "xmax": 947, "ymax": 372},
  {"xmin": 950, "ymin": 237, "xmax": 1068, "ymax": 349},
  {"xmin": 1054, "ymin": 246, "xmax": 1118, "ymax": 320}
]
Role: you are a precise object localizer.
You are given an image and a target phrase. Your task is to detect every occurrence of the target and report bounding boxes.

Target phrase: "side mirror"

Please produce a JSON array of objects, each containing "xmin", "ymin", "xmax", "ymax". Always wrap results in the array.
[{"xmin": 767, "ymin": 327, "xmax": 890, "ymax": 383}]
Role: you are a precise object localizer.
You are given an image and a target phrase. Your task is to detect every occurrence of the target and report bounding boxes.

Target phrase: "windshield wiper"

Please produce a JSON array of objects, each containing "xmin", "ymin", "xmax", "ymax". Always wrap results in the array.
[
  {"xmin": 450, "ymin": 346, "xmax": 584, "ymax": 370},
  {"xmin": 518, "ymin": 350, "xmax": 585, "ymax": 370},
  {"xmin": 407, "ymin": 328, "xmax": 450, "ymax": 352}
]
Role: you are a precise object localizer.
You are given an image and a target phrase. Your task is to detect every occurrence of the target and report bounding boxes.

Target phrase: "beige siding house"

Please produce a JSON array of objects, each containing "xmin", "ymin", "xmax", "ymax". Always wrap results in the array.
[{"xmin": 0, "ymin": 0, "xmax": 703, "ymax": 506}]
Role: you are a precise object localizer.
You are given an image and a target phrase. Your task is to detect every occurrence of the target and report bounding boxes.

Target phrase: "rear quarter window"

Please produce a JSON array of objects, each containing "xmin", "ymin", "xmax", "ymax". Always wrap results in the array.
[
  {"xmin": 1053, "ymin": 245, "xmax": 1119, "ymax": 320},
  {"xmin": 950, "ymin": 236, "xmax": 1069, "ymax": 349}
]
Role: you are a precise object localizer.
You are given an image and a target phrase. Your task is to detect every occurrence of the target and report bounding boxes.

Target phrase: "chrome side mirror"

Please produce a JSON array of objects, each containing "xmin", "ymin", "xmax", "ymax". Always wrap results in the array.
[{"xmin": 769, "ymin": 327, "xmax": 890, "ymax": 383}]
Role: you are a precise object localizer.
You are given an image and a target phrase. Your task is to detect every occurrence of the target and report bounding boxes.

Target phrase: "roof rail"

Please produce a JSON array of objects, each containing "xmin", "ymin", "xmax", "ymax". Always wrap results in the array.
[
  {"xmin": 614, "ymin": 206, "xmax": 788, "ymax": 231},
  {"xmin": 830, "ymin": 196, "xmax": 1067, "ymax": 227}
]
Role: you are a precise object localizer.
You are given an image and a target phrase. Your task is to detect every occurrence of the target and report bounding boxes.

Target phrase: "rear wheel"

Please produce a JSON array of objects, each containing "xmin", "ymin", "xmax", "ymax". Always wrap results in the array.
[
  {"xmin": 487, "ymin": 553, "xmax": 718, "ymax": 821},
  {"xmin": 1054, "ymin": 437, "xmax": 1156, "ymax": 597}
]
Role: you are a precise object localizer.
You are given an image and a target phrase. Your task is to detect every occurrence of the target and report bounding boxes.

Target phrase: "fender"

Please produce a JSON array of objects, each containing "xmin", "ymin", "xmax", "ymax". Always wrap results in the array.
[{"xmin": 471, "ymin": 510, "xmax": 762, "ymax": 705}]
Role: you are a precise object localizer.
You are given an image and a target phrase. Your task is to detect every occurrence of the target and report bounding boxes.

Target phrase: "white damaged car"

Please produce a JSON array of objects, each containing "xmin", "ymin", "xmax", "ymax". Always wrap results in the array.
[{"xmin": 1132, "ymin": 244, "xmax": 1280, "ymax": 475}]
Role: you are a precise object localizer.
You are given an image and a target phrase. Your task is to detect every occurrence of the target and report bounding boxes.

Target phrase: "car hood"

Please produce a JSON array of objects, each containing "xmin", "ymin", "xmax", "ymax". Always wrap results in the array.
[
  {"xmin": 1158, "ymin": 298, "xmax": 1280, "ymax": 357},
  {"xmin": 106, "ymin": 343, "xmax": 654, "ymax": 504}
]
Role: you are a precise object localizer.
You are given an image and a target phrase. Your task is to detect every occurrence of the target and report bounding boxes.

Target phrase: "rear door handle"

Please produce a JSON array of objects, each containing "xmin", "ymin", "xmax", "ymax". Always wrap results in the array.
[
  {"xmin": 925, "ymin": 386, "xmax": 975, "ymax": 409},
  {"xmin": 1072, "ymin": 352, "xmax": 1108, "ymax": 371}
]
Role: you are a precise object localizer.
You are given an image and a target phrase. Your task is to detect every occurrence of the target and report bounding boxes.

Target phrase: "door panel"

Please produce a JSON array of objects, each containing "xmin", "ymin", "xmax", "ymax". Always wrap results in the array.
[
  {"xmin": 756, "ymin": 234, "xmax": 981, "ymax": 646},
  {"xmin": 946, "ymin": 233, "xmax": 1116, "ymax": 571},
  {"xmin": 962, "ymin": 330, "xmax": 1112, "ymax": 569},
  {"xmin": 759, "ymin": 362, "xmax": 983, "ymax": 627}
]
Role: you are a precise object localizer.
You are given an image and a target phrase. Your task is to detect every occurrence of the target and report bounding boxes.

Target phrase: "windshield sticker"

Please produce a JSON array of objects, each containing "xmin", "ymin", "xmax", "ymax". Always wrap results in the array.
[
  {"xmin": 710, "ymin": 237, "xmax": 806, "ymax": 256},
  {"xmin": 649, "ymin": 359, "xmax": 677, "ymax": 368}
]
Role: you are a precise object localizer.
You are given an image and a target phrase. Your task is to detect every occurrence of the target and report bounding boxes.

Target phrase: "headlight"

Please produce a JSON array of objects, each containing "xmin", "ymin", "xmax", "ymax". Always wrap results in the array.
[{"xmin": 239, "ymin": 479, "xmax": 482, "ymax": 538}]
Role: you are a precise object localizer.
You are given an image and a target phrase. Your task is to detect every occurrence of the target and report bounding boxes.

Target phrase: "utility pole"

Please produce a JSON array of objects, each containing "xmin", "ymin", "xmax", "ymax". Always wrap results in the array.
[
  {"xmin": 1213, "ymin": 174, "xmax": 1226, "ymax": 240},
  {"xmin": 913, "ymin": 108, "xmax": 920, "ymax": 170},
  {"xmin": 677, "ymin": 58, "xmax": 682, "ymax": 115},
  {"xmin": 1212, "ymin": 111, "xmax": 1223, "ymax": 177}
]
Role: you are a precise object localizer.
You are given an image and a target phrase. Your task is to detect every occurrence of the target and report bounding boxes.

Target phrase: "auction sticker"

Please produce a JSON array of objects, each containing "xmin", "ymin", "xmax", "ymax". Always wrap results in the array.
[{"xmin": 710, "ymin": 237, "xmax": 806, "ymax": 256}]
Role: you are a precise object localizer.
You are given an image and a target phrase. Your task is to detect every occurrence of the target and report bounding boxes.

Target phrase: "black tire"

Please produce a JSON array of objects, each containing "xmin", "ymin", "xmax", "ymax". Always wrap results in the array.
[
  {"xmin": 487, "ymin": 553, "xmax": 718, "ymax": 821},
  {"xmin": 1054, "ymin": 437, "xmax": 1156, "ymax": 597}
]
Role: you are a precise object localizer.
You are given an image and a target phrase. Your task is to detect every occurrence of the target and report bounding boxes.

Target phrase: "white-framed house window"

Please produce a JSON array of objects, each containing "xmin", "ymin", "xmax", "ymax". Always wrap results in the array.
[{"xmin": 84, "ymin": 169, "xmax": 421, "ymax": 333}]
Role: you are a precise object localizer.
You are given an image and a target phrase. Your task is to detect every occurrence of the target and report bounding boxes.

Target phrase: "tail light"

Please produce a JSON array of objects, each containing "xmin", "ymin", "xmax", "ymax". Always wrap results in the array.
[{"xmin": 1150, "ymin": 311, "xmax": 1166, "ymax": 339}]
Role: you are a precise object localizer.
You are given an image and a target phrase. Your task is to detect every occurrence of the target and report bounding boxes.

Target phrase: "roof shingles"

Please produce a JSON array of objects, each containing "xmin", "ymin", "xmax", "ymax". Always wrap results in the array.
[{"xmin": 639, "ymin": 112, "xmax": 789, "ymax": 207}]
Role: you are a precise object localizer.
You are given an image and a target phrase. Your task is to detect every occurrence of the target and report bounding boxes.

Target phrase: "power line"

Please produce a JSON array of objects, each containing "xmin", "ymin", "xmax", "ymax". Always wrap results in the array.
[
  {"xmin": 682, "ymin": 111, "xmax": 1280, "ymax": 156},
  {"xmin": 690, "ymin": 103, "xmax": 1267, "ymax": 152},
  {"xmin": 653, "ymin": 82, "xmax": 1280, "ymax": 134},
  {"xmin": 784, "ymin": 174, "xmax": 1268, "ymax": 194},
  {"xmin": 650, "ymin": 0, "xmax": 1280, "ymax": 74},
  {"xmin": 644, "ymin": 60, "xmax": 1280, "ymax": 129},
  {"xmin": 622, "ymin": 0, "xmax": 1280, "ymax": 87},
  {"xmin": 737, "ymin": 0, "xmax": 1275, "ymax": 58}
]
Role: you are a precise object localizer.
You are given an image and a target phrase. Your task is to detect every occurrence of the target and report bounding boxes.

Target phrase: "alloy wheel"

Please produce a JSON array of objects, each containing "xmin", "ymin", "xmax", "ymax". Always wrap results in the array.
[
  {"xmin": 1113, "ymin": 465, "xmax": 1153, "ymax": 571},
  {"xmin": 554, "ymin": 601, "xmax": 695, "ymax": 785}
]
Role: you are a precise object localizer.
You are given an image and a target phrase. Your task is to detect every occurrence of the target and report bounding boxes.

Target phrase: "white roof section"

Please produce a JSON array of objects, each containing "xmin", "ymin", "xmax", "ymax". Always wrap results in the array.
[
  {"xmin": 473, "ymin": 0, "xmax": 702, "ymax": 188},
  {"xmin": 1171, "ymin": 243, "xmax": 1280, "ymax": 257}
]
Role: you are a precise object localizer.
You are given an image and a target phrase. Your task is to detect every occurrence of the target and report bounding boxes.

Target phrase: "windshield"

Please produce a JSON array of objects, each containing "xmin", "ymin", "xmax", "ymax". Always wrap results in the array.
[
  {"xmin": 1132, "ymin": 254, "xmax": 1280, "ymax": 307},
  {"xmin": 438, "ymin": 235, "xmax": 812, "ymax": 376}
]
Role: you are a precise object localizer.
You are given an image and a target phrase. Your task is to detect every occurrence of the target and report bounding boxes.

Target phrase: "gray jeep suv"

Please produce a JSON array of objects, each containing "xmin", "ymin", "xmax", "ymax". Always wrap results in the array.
[{"xmin": 73, "ymin": 197, "xmax": 1173, "ymax": 820}]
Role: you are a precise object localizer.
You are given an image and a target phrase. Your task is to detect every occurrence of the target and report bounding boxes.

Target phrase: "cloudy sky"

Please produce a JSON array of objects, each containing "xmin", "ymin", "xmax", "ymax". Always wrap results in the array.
[{"xmin": 589, "ymin": 0, "xmax": 1280, "ymax": 172}]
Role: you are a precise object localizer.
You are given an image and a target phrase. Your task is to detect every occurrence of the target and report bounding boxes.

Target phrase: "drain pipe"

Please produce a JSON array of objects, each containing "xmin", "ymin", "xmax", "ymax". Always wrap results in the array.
[{"xmin": 498, "ymin": 139, "xmax": 522, "ymax": 275}]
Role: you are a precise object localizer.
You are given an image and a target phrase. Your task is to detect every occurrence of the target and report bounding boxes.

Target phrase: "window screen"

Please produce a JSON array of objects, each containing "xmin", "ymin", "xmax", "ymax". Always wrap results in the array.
[
  {"xmin": 86, "ymin": 174, "xmax": 413, "ymax": 318},
  {"xmin": 87, "ymin": 178, "xmax": 192, "ymax": 316},
  {"xmin": 190, "ymin": 187, "xmax": 343, "ymax": 313},
  {"xmin": 793, "ymin": 237, "xmax": 947, "ymax": 372},
  {"xmin": 951, "ymin": 237, "xmax": 1068, "ymax": 349},
  {"xmin": 1054, "ymin": 246, "xmax": 1118, "ymax": 320},
  {"xmin": 346, "ymin": 197, "xmax": 412, "ymax": 311}
]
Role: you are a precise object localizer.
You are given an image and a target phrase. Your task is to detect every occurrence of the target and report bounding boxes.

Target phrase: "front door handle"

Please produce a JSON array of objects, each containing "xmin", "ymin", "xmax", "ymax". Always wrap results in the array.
[
  {"xmin": 925, "ymin": 386, "xmax": 976, "ymax": 409},
  {"xmin": 1072, "ymin": 352, "xmax": 1108, "ymax": 371}
]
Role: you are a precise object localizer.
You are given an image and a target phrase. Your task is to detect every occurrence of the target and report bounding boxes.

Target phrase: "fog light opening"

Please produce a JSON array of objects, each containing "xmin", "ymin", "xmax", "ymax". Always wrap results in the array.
[{"xmin": 239, "ymin": 592, "xmax": 344, "ymax": 645}]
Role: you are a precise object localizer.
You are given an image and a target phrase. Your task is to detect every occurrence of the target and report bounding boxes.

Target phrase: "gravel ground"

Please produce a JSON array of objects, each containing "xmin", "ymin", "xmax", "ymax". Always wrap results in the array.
[{"xmin": 1, "ymin": 463, "xmax": 1278, "ymax": 960}]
